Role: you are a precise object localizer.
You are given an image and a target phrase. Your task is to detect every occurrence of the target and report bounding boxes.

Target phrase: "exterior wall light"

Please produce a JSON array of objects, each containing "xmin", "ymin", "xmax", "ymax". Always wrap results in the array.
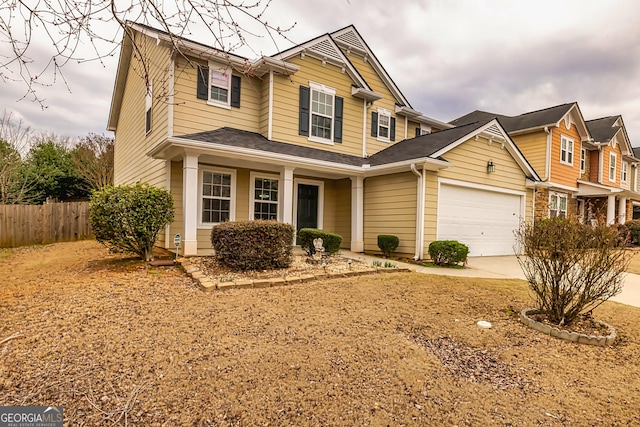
[{"xmin": 487, "ymin": 160, "xmax": 495, "ymax": 173}]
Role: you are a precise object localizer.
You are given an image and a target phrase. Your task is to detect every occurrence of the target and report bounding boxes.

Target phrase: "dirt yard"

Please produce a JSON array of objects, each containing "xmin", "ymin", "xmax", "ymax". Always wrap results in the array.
[{"xmin": 1, "ymin": 241, "xmax": 640, "ymax": 426}]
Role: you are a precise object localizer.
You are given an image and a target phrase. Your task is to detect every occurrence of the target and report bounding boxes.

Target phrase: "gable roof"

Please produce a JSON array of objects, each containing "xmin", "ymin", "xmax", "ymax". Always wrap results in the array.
[
  {"xmin": 585, "ymin": 116, "xmax": 621, "ymax": 143},
  {"xmin": 450, "ymin": 103, "xmax": 578, "ymax": 134}
]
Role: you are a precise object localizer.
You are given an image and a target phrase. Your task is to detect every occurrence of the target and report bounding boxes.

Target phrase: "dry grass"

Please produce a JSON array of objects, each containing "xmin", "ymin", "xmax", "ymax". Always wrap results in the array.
[
  {"xmin": 626, "ymin": 249, "xmax": 640, "ymax": 274},
  {"xmin": 1, "ymin": 241, "xmax": 640, "ymax": 426}
]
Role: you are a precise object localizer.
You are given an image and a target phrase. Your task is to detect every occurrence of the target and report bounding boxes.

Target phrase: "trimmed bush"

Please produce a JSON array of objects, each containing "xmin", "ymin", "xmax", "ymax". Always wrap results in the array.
[
  {"xmin": 428, "ymin": 240, "xmax": 469, "ymax": 266},
  {"xmin": 210, "ymin": 220, "xmax": 295, "ymax": 271},
  {"xmin": 377, "ymin": 235, "xmax": 399, "ymax": 258},
  {"xmin": 626, "ymin": 219, "xmax": 640, "ymax": 246},
  {"xmin": 89, "ymin": 184, "xmax": 174, "ymax": 261},
  {"xmin": 298, "ymin": 228, "xmax": 342, "ymax": 256}
]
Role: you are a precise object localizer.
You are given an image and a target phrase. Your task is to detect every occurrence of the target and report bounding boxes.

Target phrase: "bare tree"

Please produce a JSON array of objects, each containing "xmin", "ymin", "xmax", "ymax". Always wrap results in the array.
[
  {"xmin": 0, "ymin": 0, "xmax": 294, "ymax": 105},
  {"xmin": 0, "ymin": 110, "xmax": 39, "ymax": 204},
  {"xmin": 71, "ymin": 133, "xmax": 114, "ymax": 191}
]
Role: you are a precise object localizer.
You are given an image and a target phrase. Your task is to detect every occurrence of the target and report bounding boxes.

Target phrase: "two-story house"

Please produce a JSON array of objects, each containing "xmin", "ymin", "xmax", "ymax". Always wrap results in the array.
[
  {"xmin": 451, "ymin": 104, "xmax": 639, "ymax": 224},
  {"xmin": 108, "ymin": 23, "xmax": 540, "ymax": 258}
]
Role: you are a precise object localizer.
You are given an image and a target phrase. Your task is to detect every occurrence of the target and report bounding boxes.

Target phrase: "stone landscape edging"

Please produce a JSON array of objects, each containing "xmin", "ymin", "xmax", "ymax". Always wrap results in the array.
[
  {"xmin": 520, "ymin": 308, "xmax": 616, "ymax": 347},
  {"xmin": 176, "ymin": 258, "xmax": 412, "ymax": 292}
]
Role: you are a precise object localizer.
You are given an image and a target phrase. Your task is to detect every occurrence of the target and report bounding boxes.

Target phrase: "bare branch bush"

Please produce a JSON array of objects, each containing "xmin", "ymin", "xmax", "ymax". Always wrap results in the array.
[
  {"xmin": 515, "ymin": 217, "xmax": 630, "ymax": 325},
  {"xmin": 0, "ymin": 0, "xmax": 295, "ymax": 105},
  {"xmin": 71, "ymin": 133, "xmax": 114, "ymax": 191}
]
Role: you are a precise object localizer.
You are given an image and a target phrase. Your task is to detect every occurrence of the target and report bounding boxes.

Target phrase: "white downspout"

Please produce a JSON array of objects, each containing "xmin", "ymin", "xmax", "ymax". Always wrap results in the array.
[
  {"xmin": 268, "ymin": 70, "xmax": 274, "ymax": 140},
  {"xmin": 544, "ymin": 126, "xmax": 551, "ymax": 181},
  {"xmin": 411, "ymin": 164, "xmax": 425, "ymax": 260},
  {"xmin": 362, "ymin": 100, "xmax": 368, "ymax": 158}
]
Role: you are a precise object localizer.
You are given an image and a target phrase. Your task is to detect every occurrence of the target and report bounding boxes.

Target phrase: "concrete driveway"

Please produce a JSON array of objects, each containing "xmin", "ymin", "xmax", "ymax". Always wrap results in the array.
[{"xmin": 342, "ymin": 251, "xmax": 640, "ymax": 308}]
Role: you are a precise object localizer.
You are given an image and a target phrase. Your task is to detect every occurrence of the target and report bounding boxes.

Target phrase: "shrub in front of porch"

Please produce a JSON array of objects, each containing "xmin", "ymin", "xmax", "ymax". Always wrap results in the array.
[
  {"xmin": 298, "ymin": 228, "xmax": 342, "ymax": 256},
  {"xmin": 210, "ymin": 220, "xmax": 295, "ymax": 271},
  {"xmin": 428, "ymin": 240, "xmax": 469, "ymax": 266},
  {"xmin": 377, "ymin": 235, "xmax": 399, "ymax": 258},
  {"xmin": 515, "ymin": 217, "xmax": 630, "ymax": 326}
]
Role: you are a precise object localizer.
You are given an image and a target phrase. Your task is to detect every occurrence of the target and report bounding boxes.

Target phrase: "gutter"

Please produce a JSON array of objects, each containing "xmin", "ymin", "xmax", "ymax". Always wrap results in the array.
[{"xmin": 410, "ymin": 163, "xmax": 426, "ymax": 260}]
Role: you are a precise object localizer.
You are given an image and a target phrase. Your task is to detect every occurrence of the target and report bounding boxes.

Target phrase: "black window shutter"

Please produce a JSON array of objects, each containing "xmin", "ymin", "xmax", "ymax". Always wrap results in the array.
[
  {"xmin": 299, "ymin": 86, "xmax": 310, "ymax": 136},
  {"xmin": 390, "ymin": 117, "xmax": 396, "ymax": 141},
  {"xmin": 197, "ymin": 66, "xmax": 209, "ymax": 100},
  {"xmin": 334, "ymin": 96, "xmax": 343, "ymax": 143},
  {"xmin": 230, "ymin": 75, "xmax": 241, "ymax": 107},
  {"xmin": 371, "ymin": 112, "xmax": 378, "ymax": 137},
  {"xmin": 415, "ymin": 127, "xmax": 421, "ymax": 138}
]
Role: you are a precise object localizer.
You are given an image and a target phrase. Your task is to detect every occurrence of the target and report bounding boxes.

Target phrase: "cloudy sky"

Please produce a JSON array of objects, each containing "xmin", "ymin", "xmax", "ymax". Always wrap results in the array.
[{"xmin": 2, "ymin": 0, "xmax": 640, "ymax": 145}]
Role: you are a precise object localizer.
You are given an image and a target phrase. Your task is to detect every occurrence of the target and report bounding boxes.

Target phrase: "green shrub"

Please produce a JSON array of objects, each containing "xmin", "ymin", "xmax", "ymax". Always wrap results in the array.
[
  {"xmin": 428, "ymin": 240, "xmax": 469, "ymax": 266},
  {"xmin": 626, "ymin": 220, "xmax": 640, "ymax": 245},
  {"xmin": 210, "ymin": 220, "xmax": 295, "ymax": 271},
  {"xmin": 89, "ymin": 183, "xmax": 174, "ymax": 261},
  {"xmin": 377, "ymin": 235, "xmax": 399, "ymax": 258},
  {"xmin": 298, "ymin": 228, "xmax": 342, "ymax": 256}
]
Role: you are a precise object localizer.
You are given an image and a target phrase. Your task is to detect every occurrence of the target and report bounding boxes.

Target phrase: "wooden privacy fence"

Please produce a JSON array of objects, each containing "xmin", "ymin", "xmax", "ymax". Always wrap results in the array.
[{"xmin": 0, "ymin": 202, "xmax": 93, "ymax": 248}]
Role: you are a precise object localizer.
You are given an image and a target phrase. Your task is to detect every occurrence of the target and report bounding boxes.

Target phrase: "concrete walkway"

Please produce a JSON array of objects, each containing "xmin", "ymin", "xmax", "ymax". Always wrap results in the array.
[{"xmin": 341, "ymin": 251, "xmax": 640, "ymax": 309}]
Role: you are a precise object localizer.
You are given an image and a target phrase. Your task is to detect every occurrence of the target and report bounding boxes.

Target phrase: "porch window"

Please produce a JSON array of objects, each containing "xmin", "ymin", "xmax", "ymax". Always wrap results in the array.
[
  {"xmin": 549, "ymin": 192, "xmax": 568, "ymax": 218},
  {"xmin": 560, "ymin": 136, "xmax": 574, "ymax": 166},
  {"xmin": 252, "ymin": 176, "xmax": 279, "ymax": 220},
  {"xmin": 201, "ymin": 170, "xmax": 235, "ymax": 224},
  {"xmin": 580, "ymin": 148, "xmax": 586, "ymax": 173},
  {"xmin": 622, "ymin": 161, "xmax": 628, "ymax": 183},
  {"xmin": 609, "ymin": 152, "xmax": 617, "ymax": 182}
]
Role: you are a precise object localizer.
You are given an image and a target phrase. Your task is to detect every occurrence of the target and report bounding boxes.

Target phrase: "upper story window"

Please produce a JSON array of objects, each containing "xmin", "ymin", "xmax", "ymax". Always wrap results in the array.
[
  {"xmin": 622, "ymin": 161, "xmax": 629, "ymax": 183},
  {"xmin": 549, "ymin": 192, "xmax": 568, "ymax": 218},
  {"xmin": 298, "ymin": 83, "xmax": 343, "ymax": 145},
  {"xmin": 251, "ymin": 173, "xmax": 280, "ymax": 221},
  {"xmin": 145, "ymin": 83, "xmax": 152, "ymax": 134},
  {"xmin": 200, "ymin": 168, "xmax": 236, "ymax": 225},
  {"xmin": 560, "ymin": 135, "xmax": 574, "ymax": 166},
  {"xmin": 609, "ymin": 152, "xmax": 617, "ymax": 182},
  {"xmin": 371, "ymin": 109, "xmax": 396, "ymax": 142},
  {"xmin": 196, "ymin": 64, "xmax": 241, "ymax": 108},
  {"xmin": 415, "ymin": 125, "xmax": 431, "ymax": 137},
  {"xmin": 580, "ymin": 148, "xmax": 586, "ymax": 173}
]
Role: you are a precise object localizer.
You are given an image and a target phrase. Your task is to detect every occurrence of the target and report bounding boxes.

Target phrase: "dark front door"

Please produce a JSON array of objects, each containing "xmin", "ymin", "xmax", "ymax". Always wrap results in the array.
[{"xmin": 297, "ymin": 184, "xmax": 319, "ymax": 232}]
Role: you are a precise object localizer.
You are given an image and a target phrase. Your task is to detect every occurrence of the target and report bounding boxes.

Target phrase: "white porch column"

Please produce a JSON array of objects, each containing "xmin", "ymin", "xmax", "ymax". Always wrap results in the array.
[
  {"xmin": 606, "ymin": 195, "xmax": 616, "ymax": 225},
  {"xmin": 350, "ymin": 176, "xmax": 364, "ymax": 252},
  {"xmin": 182, "ymin": 152, "xmax": 200, "ymax": 256},
  {"xmin": 618, "ymin": 197, "xmax": 627, "ymax": 224},
  {"xmin": 281, "ymin": 166, "xmax": 294, "ymax": 224}
]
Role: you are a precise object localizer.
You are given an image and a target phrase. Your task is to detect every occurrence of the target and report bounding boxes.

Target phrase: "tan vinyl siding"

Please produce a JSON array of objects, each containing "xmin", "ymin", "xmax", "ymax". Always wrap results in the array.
[
  {"xmin": 323, "ymin": 178, "xmax": 351, "ymax": 248},
  {"xmin": 511, "ymin": 131, "xmax": 547, "ymax": 179},
  {"xmin": 270, "ymin": 56, "xmax": 364, "ymax": 156},
  {"xmin": 259, "ymin": 72, "xmax": 270, "ymax": 136},
  {"xmin": 169, "ymin": 160, "xmax": 184, "ymax": 245},
  {"xmin": 423, "ymin": 136, "xmax": 531, "ymax": 252},
  {"xmin": 364, "ymin": 172, "xmax": 417, "ymax": 255},
  {"xmin": 113, "ymin": 32, "xmax": 169, "ymax": 188},
  {"xmin": 549, "ymin": 126, "xmax": 582, "ymax": 187},
  {"xmin": 172, "ymin": 56, "xmax": 263, "ymax": 136},
  {"xmin": 346, "ymin": 54, "xmax": 407, "ymax": 155}
]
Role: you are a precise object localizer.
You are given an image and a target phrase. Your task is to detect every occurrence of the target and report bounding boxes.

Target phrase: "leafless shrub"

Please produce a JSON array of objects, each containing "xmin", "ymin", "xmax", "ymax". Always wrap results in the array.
[{"xmin": 515, "ymin": 217, "xmax": 630, "ymax": 326}]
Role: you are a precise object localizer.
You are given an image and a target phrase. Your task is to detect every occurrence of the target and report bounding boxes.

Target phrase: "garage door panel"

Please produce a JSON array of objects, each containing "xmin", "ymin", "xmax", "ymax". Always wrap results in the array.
[{"xmin": 438, "ymin": 184, "xmax": 521, "ymax": 256}]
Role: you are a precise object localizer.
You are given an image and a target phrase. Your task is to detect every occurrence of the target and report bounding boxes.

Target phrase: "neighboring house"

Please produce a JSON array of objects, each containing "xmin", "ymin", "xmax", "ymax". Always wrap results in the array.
[
  {"xmin": 108, "ymin": 23, "xmax": 539, "ymax": 258},
  {"xmin": 451, "ymin": 104, "xmax": 639, "ymax": 224}
]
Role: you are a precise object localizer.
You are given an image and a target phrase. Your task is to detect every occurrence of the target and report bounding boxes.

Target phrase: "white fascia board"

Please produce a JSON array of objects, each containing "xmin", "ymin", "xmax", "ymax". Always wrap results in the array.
[
  {"xmin": 576, "ymin": 179, "xmax": 623, "ymax": 194},
  {"xmin": 153, "ymin": 137, "xmax": 366, "ymax": 175},
  {"xmin": 364, "ymin": 158, "xmax": 451, "ymax": 177}
]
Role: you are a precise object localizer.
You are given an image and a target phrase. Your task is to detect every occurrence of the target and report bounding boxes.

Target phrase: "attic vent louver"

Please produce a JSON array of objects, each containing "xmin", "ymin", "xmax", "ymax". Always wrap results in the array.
[
  {"xmin": 485, "ymin": 123, "xmax": 503, "ymax": 138},
  {"xmin": 309, "ymin": 39, "xmax": 343, "ymax": 62},
  {"xmin": 334, "ymin": 30, "xmax": 365, "ymax": 51}
]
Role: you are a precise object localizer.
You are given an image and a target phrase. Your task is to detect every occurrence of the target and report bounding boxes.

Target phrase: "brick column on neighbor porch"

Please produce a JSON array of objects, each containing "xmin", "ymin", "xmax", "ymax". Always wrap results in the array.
[
  {"xmin": 350, "ymin": 176, "xmax": 364, "ymax": 252},
  {"xmin": 182, "ymin": 151, "xmax": 200, "ymax": 256}
]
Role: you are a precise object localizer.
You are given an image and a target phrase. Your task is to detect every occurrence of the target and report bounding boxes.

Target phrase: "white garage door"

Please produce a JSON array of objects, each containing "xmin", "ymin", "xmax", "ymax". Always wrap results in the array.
[{"xmin": 438, "ymin": 184, "xmax": 522, "ymax": 256}]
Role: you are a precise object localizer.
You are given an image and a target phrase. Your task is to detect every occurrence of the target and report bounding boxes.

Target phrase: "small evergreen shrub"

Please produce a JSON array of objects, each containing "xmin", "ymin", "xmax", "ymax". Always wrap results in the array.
[
  {"xmin": 210, "ymin": 220, "xmax": 295, "ymax": 271},
  {"xmin": 428, "ymin": 240, "xmax": 469, "ymax": 266},
  {"xmin": 625, "ymin": 220, "xmax": 640, "ymax": 246},
  {"xmin": 298, "ymin": 228, "xmax": 342, "ymax": 256},
  {"xmin": 89, "ymin": 183, "xmax": 174, "ymax": 261},
  {"xmin": 377, "ymin": 235, "xmax": 399, "ymax": 258}
]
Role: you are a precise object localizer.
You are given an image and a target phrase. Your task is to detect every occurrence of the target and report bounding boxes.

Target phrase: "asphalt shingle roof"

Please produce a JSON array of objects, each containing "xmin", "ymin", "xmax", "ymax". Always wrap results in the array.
[
  {"xmin": 585, "ymin": 116, "xmax": 620, "ymax": 143},
  {"xmin": 450, "ymin": 103, "xmax": 575, "ymax": 133}
]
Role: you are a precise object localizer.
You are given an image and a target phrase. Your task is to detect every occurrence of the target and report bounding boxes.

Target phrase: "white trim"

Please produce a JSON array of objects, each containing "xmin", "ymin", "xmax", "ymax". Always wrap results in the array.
[
  {"xmin": 198, "ymin": 166, "xmax": 237, "ymax": 228},
  {"xmin": 560, "ymin": 135, "xmax": 574, "ymax": 166},
  {"xmin": 609, "ymin": 152, "xmax": 617, "ymax": 183},
  {"xmin": 293, "ymin": 178, "xmax": 324, "ymax": 232},
  {"xmin": 164, "ymin": 160, "xmax": 172, "ymax": 249},
  {"xmin": 168, "ymin": 57, "xmax": 174, "ymax": 137},
  {"xmin": 268, "ymin": 70, "xmax": 274, "ymax": 140},
  {"xmin": 580, "ymin": 147, "xmax": 586, "ymax": 173},
  {"xmin": 145, "ymin": 81, "xmax": 153, "ymax": 135},
  {"xmin": 622, "ymin": 161, "xmax": 629, "ymax": 183},
  {"xmin": 350, "ymin": 176, "xmax": 364, "ymax": 252},
  {"xmin": 361, "ymin": 99, "xmax": 367, "ymax": 157},
  {"xmin": 249, "ymin": 171, "xmax": 282, "ymax": 221},
  {"xmin": 376, "ymin": 107, "xmax": 391, "ymax": 143}
]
